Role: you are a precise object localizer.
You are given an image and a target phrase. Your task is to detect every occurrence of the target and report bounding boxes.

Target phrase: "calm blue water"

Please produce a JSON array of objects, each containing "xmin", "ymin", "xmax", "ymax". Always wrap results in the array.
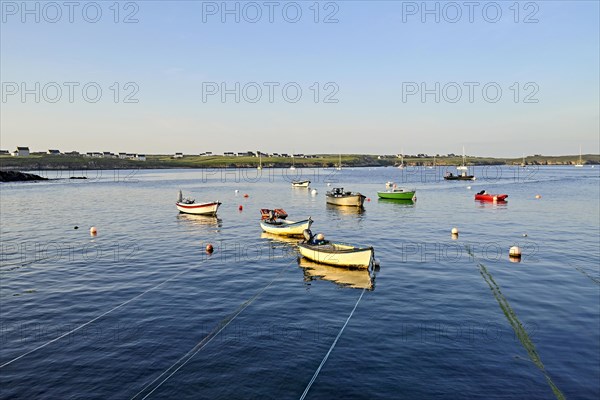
[{"xmin": 1, "ymin": 166, "xmax": 599, "ymax": 399}]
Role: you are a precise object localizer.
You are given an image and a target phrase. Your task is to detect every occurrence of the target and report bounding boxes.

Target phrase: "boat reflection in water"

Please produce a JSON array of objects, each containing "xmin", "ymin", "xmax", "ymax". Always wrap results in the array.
[
  {"xmin": 260, "ymin": 232, "xmax": 300, "ymax": 261},
  {"xmin": 326, "ymin": 203, "xmax": 365, "ymax": 216},
  {"xmin": 377, "ymin": 198, "xmax": 416, "ymax": 206},
  {"xmin": 298, "ymin": 257, "xmax": 375, "ymax": 291},
  {"xmin": 260, "ymin": 232, "xmax": 300, "ymax": 245},
  {"xmin": 475, "ymin": 200, "xmax": 508, "ymax": 209},
  {"xmin": 177, "ymin": 213, "xmax": 222, "ymax": 231}
]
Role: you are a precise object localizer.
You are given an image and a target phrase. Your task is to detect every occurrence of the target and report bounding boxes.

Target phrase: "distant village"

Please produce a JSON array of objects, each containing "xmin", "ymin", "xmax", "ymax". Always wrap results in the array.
[
  {"xmin": 2, "ymin": 147, "xmax": 592, "ymax": 166},
  {"xmin": 1, "ymin": 146, "xmax": 454, "ymax": 160}
]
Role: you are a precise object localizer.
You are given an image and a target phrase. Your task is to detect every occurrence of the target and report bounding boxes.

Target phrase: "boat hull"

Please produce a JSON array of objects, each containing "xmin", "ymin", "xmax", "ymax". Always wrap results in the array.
[
  {"xmin": 326, "ymin": 194, "xmax": 366, "ymax": 207},
  {"xmin": 176, "ymin": 201, "xmax": 221, "ymax": 215},
  {"xmin": 291, "ymin": 180, "xmax": 311, "ymax": 188},
  {"xmin": 377, "ymin": 190, "xmax": 415, "ymax": 200},
  {"xmin": 260, "ymin": 218, "xmax": 313, "ymax": 236},
  {"xmin": 475, "ymin": 194, "xmax": 508, "ymax": 202},
  {"xmin": 444, "ymin": 175, "xmax": 475, "ymax": 181},
  {"xmin": 297, "ymin": 242, "xmax": 373, "ymax": 268}
]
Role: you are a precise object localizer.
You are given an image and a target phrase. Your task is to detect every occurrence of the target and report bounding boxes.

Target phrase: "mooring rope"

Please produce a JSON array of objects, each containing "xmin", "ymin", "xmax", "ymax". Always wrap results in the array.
[
  {"xmin": 132, "ymin": 261, "xmax": 292, "ymax": 399},
  {"xmin": 299, "ymin": 288, "xmax": 366, "ymax": 400},
  {"xmin": 0, "ymin": 263, "xmax": 203, "ymax": 369}
]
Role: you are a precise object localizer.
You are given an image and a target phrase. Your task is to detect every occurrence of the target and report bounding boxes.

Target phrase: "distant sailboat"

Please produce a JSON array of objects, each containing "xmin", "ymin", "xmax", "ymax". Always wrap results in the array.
[
  {"xmin": 257, "ymin": 153, "xmax": 262, "ymax": 170},
  {"xmin": 336, "ymin": 154, "xmax": 342, "ymax": 171},
  {"xmin": 397, "ymin": 149, "xmax": 405, "ymax": 169},
  {"xmin": 521, "ymin": 153, "xmax": 526, "ymax": 168},
  {"xmin": 428, "ymin": 155, "xmax": 436, "ymax": 169},
  {"xmin": 457, "ymin": 146, "xmax": 468, "ymax": 171},
  {"xmin": 575, "ymin": 146, "xmax": 583, "ymax": 167},
  {"xmin": 445, "ymin": 146, "xmax": 475, "ymax": 180},
  {"xmin": 290, "ymin": 155, "xmax": 296, "ymax": 170}
]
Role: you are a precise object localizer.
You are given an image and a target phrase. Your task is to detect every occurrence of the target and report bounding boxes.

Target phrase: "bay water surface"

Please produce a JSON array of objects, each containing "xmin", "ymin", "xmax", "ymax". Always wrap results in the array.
[{"xmin": 1, "ymin": 166, "xmax": 598, "ymax": 399}]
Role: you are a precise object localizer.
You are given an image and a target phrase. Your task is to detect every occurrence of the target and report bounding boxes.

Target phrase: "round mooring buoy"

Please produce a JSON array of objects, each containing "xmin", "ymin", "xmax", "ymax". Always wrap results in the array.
[
  {"xmin": 90, "ymin": 226, "xmax": 97, "ymax": 235},
  {"xmin": 206, "ymin": 244, "xmax": 214, "ymax": 254},
  {"xmin": 509, "ymin": 246, "xmax": 522, "ymax": 258},
  {"xmin": 451, "ymin": 227, "xmax": 459, "ymax": 235},
  {"xmin": 238, "ymin": 205, "xmax": 243, "ymax": 211}
]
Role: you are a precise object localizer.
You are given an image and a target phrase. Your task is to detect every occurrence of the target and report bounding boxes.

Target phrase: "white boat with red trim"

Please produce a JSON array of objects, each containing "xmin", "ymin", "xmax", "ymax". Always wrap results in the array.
[{"xmin": 176, "ymin": 190, "xmax": 221, "ymax": 216}]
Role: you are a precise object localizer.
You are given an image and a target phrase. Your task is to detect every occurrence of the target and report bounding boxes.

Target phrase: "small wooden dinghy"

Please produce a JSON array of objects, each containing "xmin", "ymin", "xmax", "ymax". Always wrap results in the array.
[
  {"xmin": 297, "ymin": 230, "xmax": 374, "ymax": 268},
  {"xmin": 176, "ymin": 190, "xmax": 221, "ymax": 215},
  {"xmin": 260, "ymin": 209, "xmax": 311, "ymax": 236},
  {"xmin": 292, "ymin": 180, "xmax": 311, "ymax": 188},
  {"xmin": 326, "ymin": 187, "xmax": 366, "ymax": 207}
]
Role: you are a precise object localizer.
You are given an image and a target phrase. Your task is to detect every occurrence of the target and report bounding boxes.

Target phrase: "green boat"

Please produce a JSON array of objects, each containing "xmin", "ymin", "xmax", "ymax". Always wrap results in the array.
[{"xmin": 376, "ymin": 187, "xmax": 416, "ymax": 200}]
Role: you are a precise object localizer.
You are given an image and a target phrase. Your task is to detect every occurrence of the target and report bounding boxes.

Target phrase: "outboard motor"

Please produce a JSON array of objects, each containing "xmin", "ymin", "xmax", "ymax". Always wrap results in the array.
[
  {"xmin": 478, "ymin": 190, "xmax": 485, "ymax": 195},
  {"xmin": 303, "ymin": 229, "xmax": 313, "ymax": 243}
]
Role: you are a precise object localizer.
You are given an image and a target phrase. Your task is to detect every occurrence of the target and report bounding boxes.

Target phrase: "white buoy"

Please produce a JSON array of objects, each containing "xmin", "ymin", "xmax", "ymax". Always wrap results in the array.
[
  {"xmin": 90, "ymin": 226, "xmax": 97, "ymax": 235},
  {"xmin": 311, "ymin": 189, "xmax": 318, "ymax": 196},
  {"xmin": 451, "ymin": 227, "xmax": 459, "ymax": 235},
  {"xmin": 509, "ymin": 246, "xmax": 522, "ymax": 258},
  {"xmin": 235, "ymin": 189, "xmax": 239, "ymax": 194},
  {"xmin": 522, "ymin": 233, "xmax": 528, "ymax": 237},
  {"xmin": 467, "ymin": 186, "xmax": 471, "ymax": 190},
  {"xmin": 327, "ymin": 183, "xmax": 331, "ymax": 187}
]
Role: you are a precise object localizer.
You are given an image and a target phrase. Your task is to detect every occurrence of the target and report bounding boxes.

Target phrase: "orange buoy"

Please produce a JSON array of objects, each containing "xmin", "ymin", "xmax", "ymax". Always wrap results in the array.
[
  {"xmin": 238, "ymin": 205, "xmax": 243, "ymax": 211},
  {"xmin": 535, "ymin": 194, "xmax": 541, "ymax": 199},
  {"xmin": 206, "ymin": 244, "xmax": 214, "ymax": 254}
]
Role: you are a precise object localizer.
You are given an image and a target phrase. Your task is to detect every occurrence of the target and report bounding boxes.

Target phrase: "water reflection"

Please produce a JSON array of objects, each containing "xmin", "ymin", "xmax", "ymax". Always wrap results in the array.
[
  {"xmin": 475, "ymin": 200, "xmax": 508, "ymax": 209},
  {"xmin": 298, "ymin": 257, "xmax": 375, "ymax": 290},
  {"xmin": 377, "ymin": 198, "xmax": 416, "ymax": 206},
  {"xmin": 325, "ymin": 203, "xmax": 365, "ymax": 216},
  {"xmin": 260, "ymin": 232, "xmax": 301, "ymax": 245},
  {"xmin": 176, "ymin": 214, "xmax": 223, "ymax": 231}
]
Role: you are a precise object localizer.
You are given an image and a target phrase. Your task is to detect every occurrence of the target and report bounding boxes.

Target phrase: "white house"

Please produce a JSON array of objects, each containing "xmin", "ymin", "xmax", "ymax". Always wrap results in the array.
[
  {"xmin": 12, "ymin": 147, "xmax": 30, "ymax": 156},
  {"xmin": 174, "ymin": 152, "xmax": 183, "ymax": 158},
  {"xmin": 136, "ymin": 154, "xmax": 146, "ymax": 161},
  {"xmin": 47, "ymin": 149, "xmax": 61, "ymax": 155}
]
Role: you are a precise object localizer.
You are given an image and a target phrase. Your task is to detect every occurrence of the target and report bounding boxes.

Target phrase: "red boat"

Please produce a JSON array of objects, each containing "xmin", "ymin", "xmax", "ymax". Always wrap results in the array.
[{"xmin": 475, "ymin": 191, "xmax": 508, "ymax": 202}]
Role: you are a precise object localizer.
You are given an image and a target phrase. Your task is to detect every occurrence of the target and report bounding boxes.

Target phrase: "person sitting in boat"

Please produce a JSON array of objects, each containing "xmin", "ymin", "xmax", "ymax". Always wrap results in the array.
[
  {"xmin": 313, "ymin": 233, "xmax": 328, "ymax": 245},
  {"xmin": 303, "ymin": 230, "xmax": 328, "ymax": 245}
]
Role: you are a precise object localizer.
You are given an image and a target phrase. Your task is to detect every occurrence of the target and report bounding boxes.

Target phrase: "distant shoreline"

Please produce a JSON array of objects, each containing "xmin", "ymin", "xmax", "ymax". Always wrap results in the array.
[{"xmin": 1, "ymin": 153, "xmax": 598, "ymax": 171}]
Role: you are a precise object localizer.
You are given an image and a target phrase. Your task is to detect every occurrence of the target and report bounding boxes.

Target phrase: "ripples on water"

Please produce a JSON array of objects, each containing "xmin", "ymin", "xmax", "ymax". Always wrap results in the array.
[{"xmin": 0, "ymin": 166, "xmax": 598, "ymax": 399}]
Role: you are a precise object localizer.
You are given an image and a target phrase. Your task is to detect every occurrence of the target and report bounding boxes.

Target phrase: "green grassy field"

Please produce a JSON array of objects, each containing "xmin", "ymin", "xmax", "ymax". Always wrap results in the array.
[{"xmin": 1, "ymin": 153, "xmax": 598, "ymax": 170}]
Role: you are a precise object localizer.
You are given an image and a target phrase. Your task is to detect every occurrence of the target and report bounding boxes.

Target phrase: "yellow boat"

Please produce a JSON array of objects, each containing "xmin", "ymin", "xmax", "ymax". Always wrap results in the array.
[{"xmin": 297, "ymin": 241, "xmax": 374, "ymax": 268}]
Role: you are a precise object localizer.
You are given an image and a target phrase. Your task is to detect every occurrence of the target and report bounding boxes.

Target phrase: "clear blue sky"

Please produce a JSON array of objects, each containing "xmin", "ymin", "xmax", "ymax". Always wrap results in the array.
[{"xmin": 1, "ymin": 0, "xmax": 598, "ymax": 157}]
